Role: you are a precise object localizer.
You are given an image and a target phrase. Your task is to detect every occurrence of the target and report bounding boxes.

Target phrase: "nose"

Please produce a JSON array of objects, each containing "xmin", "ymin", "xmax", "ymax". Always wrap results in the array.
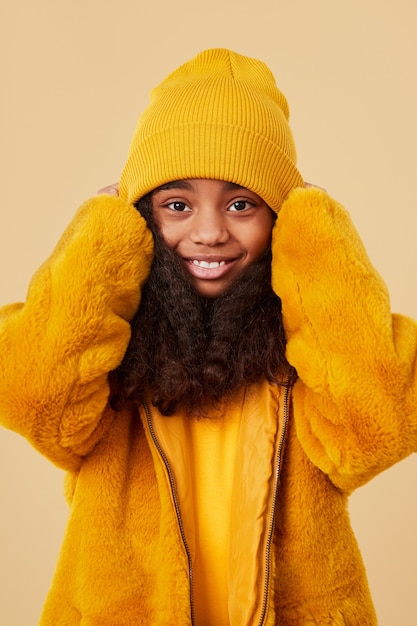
[{"xmin": 189, "ymin": 207, "xmax": 230, "ymax": 246}]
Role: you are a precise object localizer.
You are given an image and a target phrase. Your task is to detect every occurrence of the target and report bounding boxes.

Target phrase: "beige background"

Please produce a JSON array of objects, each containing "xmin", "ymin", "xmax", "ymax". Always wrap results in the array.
[{"xmin": 1, "ymin": 0, "xmax": 417, "ymax": 624}]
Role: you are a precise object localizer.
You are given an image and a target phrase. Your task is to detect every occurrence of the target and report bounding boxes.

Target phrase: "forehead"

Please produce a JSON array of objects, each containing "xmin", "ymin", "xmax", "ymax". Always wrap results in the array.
[{"xmin": 154, "ymin": 180, "xmax": 246, "ymax": 193}]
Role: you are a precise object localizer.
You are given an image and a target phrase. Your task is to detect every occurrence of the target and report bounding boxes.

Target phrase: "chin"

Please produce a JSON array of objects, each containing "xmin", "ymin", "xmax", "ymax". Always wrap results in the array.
[{"xmin": 193, "ymin": 282, "xmax": 229, "ymax": 298}]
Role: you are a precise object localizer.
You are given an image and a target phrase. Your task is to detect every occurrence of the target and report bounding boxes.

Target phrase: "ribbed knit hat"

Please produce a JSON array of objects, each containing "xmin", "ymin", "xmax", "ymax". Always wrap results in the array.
[{"xmin": 119, "ymin": 48, "xmax": 303, "ymax": 213}]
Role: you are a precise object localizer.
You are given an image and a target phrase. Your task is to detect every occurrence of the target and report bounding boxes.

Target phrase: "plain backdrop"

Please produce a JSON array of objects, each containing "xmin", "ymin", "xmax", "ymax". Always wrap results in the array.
[{"xmin": 1, "ymin": 1, "xmax": 417, "ymax": 624}]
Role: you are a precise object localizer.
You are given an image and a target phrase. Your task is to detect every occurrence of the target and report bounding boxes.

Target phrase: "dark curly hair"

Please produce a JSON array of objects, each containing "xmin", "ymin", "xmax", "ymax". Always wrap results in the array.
[{"xmin": 112, "ymin": 193, "xmax": 295, "ymax": 416}]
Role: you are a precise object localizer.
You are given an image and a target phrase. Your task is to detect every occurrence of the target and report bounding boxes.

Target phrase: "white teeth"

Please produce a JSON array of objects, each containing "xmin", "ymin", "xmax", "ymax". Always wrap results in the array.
[{"xmin": 192, "ymin": 260, "xmax": 226, "ymax": 269}]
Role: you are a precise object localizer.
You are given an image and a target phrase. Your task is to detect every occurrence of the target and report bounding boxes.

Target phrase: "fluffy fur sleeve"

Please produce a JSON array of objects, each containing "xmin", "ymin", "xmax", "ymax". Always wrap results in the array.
[
  {"xmin": 272, "ymin": 187, "xmax": 417, "ymax": 492},
  {"xmin": 0, "ymin": 195, "xmax": 153, "ymax": 470}
]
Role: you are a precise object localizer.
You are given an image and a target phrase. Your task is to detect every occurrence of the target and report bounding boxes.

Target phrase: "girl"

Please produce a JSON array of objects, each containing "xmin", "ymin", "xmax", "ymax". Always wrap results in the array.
[{"xmin": 1, "ymin": 48, "xmax": 417, "ymax": 625}]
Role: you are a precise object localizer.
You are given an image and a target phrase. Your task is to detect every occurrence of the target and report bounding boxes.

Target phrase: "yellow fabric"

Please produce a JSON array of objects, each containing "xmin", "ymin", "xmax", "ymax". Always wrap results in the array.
[
  {"xmin": 1, "ymin": 189, "xmax": 417, "ymax": 624},
  {"xmin": 153, "ymin": 406, "xmax": 241, "ymax": 626},
  {"xmin": 273, "ymin": 187, "xmax": 417, "ymax": 491},
  {"xmin": 148, "ymin": 383, "xmax": 285, "ymax": 626},
  {"xmin": 184, "ymin": 416, "xmax": 239, "ymax": 626},
  {"xmin": 119, "ymin": 48, "xmax": 304, "ymax": 212}
]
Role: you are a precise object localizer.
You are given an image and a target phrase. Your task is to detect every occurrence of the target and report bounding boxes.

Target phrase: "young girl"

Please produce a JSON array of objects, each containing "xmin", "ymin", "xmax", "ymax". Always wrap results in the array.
[{"xmin": 1, "ymin": 48, "xmax": 417, "ymax": 626}]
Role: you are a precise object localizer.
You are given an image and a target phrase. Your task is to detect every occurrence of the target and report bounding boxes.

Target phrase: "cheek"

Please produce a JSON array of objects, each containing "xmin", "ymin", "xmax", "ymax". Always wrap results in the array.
[
  {"xmin": 251, "ymin": 232, "xmax": 271, "ymax": 258},
  {"xmin": 155, "ymin": 220, "xmax": 180, "ymax": 249},
  {"xmin": 151, "ymin": 208, "xmax": 180, "ymax": 248},
  {"xmin": 247, "ymin": 216, "xmax": 274, "ymax": 257}
]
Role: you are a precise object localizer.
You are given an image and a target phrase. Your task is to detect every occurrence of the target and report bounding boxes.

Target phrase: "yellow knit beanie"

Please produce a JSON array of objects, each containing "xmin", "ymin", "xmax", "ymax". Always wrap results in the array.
[{"xmin": 119, "ymin": 48, "xmax": 304, "ymax": 213}]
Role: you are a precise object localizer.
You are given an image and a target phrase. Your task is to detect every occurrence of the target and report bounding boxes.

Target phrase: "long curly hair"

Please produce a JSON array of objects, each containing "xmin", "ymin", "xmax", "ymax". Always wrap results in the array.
[{"xmin": 112, "ymin": 193, "xmax": 295, "ymax": 416}]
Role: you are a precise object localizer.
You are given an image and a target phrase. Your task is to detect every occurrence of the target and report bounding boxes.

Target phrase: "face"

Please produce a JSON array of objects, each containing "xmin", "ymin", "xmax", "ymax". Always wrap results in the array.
[{"xmin": 151, "ymin": 178, "xmax": 275, "ymax": 297}]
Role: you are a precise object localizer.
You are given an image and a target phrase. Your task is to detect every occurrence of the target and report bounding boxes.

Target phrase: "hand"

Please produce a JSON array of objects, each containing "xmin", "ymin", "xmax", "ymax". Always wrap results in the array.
[
  {"xmin": 97, "ymin": 183, "xmax": 119, "ymax": 196},
  {"xmin": 304, "ymin": 181, "xmax": 327, "ymax": 192}
]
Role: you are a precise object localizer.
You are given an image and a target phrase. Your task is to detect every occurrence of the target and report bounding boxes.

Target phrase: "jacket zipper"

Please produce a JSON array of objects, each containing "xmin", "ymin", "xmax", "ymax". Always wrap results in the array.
[
  {"xmin": 143, "ymin": 379, "xmax": 291, "ymax": 626},
  {"xmin": 143, "ymin": 400, "xmax": 195, "ymax": 626},
  {"xmin": 257, "ymin": 379, "xmax": 291, "ymax": 626}
]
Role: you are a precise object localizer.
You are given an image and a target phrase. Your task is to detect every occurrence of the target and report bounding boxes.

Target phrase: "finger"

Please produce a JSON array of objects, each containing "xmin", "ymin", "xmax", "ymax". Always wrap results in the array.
[
  {"xmin": 304, "ymin": 181, "xmax": 327, "ymax": 192},
  {"xmin": 97, "ymin": 183, "xmax": 119, "ymax": 196}
]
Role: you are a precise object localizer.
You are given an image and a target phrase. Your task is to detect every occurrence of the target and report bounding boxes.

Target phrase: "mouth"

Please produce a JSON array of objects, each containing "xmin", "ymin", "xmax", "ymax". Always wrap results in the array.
[
  {"xmin": 191, "ymin": 259, "xmax": 226, "ymax": 269},
  {"xmin": 183, "ymin": 256, "xmax": 238, "ymax": 281}
]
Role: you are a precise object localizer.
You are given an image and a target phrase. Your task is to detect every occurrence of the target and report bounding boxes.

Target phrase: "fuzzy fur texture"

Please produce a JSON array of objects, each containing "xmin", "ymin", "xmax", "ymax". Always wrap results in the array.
[{"xmin": 1, "ymin": 188, "xmax": 416, "ymax": 624}]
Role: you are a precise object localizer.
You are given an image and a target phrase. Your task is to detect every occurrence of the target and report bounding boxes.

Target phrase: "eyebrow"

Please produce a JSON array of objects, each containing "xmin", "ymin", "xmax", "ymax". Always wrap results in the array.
[
  {"xmin": 222, "ymin": 181, "xmax": 245, "ymax": 191},
  {"xmin": 153, "ymin": 180, "xmax": 246, "ymax": 193},
  {"xmin": 155, "ymin": 180, "xmax": 193, "ymax": 192}
]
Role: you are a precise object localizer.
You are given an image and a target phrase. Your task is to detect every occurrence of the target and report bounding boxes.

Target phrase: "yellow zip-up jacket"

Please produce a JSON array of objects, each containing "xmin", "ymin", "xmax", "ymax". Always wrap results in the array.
[{"xmin": 1, "ymin": 187, "xmax": 417, "ymax": 625}]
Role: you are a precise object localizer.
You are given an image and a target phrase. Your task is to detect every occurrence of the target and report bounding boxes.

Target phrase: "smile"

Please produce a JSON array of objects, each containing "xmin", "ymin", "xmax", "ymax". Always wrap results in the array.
[
  {"xmin": 183, "ymin": 257, "xmax": 237, "ymax": 282},
  {"xmin": 192, "ymin": 260, "xmax": 226, "ymax": 269}
]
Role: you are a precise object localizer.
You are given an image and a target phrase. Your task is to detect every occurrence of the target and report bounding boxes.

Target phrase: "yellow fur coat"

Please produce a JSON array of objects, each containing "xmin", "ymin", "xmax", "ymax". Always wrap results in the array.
[{"xmin": 1, "ymin": 187, "xmax": 416, "ymax": 625}]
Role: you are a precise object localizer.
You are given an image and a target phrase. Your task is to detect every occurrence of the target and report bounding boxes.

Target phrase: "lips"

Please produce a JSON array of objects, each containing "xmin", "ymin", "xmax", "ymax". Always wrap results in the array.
[
  {"xmin": 192, "ymin": 260, "xmax": 226, "ymax": 269},
  {"xmin": 183, "ymin": 256, "xmax": 238, "ymax": 281}
]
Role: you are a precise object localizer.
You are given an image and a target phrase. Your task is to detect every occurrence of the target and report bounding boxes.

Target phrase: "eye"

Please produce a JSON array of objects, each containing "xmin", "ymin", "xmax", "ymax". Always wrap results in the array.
[
  {"xmin": 166, "ymin": 201, "xmax": 191, "ymax": 212},
  {"xmin": 229, "ymin": 200, "xmax": 252, "ymax": 212}
]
